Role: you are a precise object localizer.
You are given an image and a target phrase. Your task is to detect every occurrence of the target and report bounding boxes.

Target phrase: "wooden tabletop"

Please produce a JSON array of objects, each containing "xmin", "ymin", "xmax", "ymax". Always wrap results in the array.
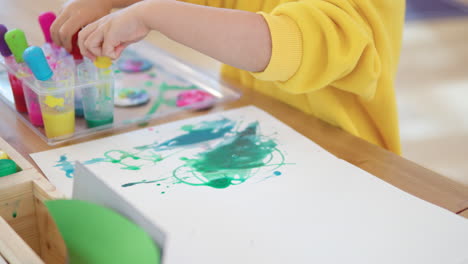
[{"xmin": 1, "ymin": 0, "xmax": 467, "ymax": 217}]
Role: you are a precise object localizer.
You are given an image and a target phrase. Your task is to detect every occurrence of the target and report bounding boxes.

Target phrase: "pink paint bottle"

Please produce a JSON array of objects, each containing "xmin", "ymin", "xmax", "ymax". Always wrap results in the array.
[
  {"xmin": 0, "ymin": 24, "xmax": 28, "ymax": 113},
  {"xmin": 38, "ymin": 12, "xmax": 61, "ymax": 60},
  {"xmin": 5, "ymin": 29, "xmax": 44, "ymax": 126}
]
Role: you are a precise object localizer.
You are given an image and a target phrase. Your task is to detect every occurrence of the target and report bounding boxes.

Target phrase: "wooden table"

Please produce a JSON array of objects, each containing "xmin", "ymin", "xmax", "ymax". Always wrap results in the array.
[{"xmin": 1, "ymin": 0, "xmax": 467, "ymax": 217}]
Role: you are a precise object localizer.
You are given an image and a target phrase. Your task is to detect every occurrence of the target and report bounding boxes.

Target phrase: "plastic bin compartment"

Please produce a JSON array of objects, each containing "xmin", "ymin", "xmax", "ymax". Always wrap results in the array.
[
  {"xmin": 23, "ymin": 77, "xmax": 44, "ymax": 127},
  {"xmin": 0, "ymin": 41, "xmax": 241, "ymax": 145},
  {"xmin": 36, "ymin": 80, "xmax": 76, "ymax": 139},
  {"xmin": 77, "ymin": 62, "xmax": 115, "ymax": 128}
]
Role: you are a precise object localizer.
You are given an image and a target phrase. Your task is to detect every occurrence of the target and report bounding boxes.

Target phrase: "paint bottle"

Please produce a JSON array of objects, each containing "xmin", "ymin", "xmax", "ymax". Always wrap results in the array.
[
  {"xmin": 71, "ymin": 32, "xmax": 84, "ymax": 117},
  {"xmin": 38, "ymin": 12, "xmax": 60, "ymax": 58},
  {"xmin": 0, "ymin": 150, "xmax": 9, "ymax": 159},
  {"xmin": 0, "ymin": 159, "xmax": 18, "ymax": 177},
  {"xmin": 5, "ymin": 29, "xmax": 44, "ymax": 126},
  {"xmin": 0, "ymin": 25, "xmax": 28, "ymax": 113},
  {"xmin": 78, "ymin": 56, "xmax": 114, "ymax": 128},
  {"xmin": 23, "ymin": 46, "xmax": 75, "ymax": 139}
]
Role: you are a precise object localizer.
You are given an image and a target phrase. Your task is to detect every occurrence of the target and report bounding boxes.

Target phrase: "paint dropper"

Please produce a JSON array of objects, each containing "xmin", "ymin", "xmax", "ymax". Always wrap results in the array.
[
  {"xmin": 38, "ymin": 12, "xmax": 56, "ymax": 44},
  {"xmin": 23, "ymin": 46, "xmax": 53, "ymax": 81},
  {"xmin": 5, "ymin": 29, "xmax": 29, "ymax": 64}
]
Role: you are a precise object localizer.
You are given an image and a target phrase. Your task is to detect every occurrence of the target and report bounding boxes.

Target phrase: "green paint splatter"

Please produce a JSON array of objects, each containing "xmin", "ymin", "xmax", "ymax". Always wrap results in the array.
[
  {"xmin": 54, "ymin": 119, "xmax": 288, "ymax": 195},
  {"xmin": 12, "ymin": 212, "xmax": 17, "ymax": 218},
  {"xmin": 122, "ymin": 178, "xmax": 168, "ymax": 188},
  {"xmin": 172, "ymin": 122, "xmax": 286, "ymax": 189},
  {"xmin": 87, "ymin": 150, "xmax": 165, "ymax": 171},
  {"xmin": 181, "ymin": 125, "xmax": 194, "ymax": 132},
  {"xmin": 145, "ymin": 81, "xmax": 154, "ymax": 87}
]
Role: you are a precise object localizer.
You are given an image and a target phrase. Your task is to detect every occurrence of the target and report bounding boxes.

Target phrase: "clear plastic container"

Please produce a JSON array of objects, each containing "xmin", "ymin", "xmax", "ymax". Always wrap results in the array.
[
  {"xmin": 3, "ymin": 56, "xmax": 27, "ymax": 113},
  {"xmin": 37, "ymin": 74, "xmax": 76, "ymax": 139},
  {"xmin": 20, "ymin": 71, "xmax": 44, "ymax": 127},
  {"xmin": 0, "ymin": 41, "xmax": 241, "ymax": 145},
  {"xmin": 77, "ymin": 61, "xmax": 114, "ymax": 128}
]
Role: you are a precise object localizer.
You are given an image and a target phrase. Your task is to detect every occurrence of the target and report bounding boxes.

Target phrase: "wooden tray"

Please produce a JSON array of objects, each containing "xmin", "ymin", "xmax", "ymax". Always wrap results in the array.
[{"xmin": 0, "ymin": 137, "xmax": 66, "ymax": 264}]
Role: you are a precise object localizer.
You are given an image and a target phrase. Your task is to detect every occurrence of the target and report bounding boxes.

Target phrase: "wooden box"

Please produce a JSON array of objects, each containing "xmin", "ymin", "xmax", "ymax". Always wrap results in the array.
[{"xmin": 0, "ymin": 137, "xmax": 66, "ymax": 264}]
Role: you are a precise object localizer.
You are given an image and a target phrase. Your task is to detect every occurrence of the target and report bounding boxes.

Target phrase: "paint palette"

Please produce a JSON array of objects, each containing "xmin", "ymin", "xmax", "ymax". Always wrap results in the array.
[{"xmin": 0, "ymin": 41, "xmax": 240, "ymax": 145}]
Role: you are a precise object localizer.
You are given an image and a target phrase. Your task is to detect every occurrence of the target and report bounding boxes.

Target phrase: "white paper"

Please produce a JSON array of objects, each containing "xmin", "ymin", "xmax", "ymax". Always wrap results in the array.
[
  {"xmin": 32, "ymin": 106, "xmax": 468, "ymax": 264},
  {"xmin": 31, "ymin": 106, "xmax": 335, "ymax": 197}
]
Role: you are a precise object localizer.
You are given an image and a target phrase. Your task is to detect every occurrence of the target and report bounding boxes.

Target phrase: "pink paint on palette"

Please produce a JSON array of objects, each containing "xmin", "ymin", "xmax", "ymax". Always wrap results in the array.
[
  {"xmin": 176, "ymin": 89, "xmax": 215, "ymax": 110},
  {"xmin": 118, "ymin": 58, "xmax": 153, "ymax": 73}
]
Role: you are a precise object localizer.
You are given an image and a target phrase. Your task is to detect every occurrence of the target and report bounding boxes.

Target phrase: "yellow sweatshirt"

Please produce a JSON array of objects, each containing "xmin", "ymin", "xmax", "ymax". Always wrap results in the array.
[{"xmin": 182, "ymin": 0, "xmax": 405, "ymax": 154}]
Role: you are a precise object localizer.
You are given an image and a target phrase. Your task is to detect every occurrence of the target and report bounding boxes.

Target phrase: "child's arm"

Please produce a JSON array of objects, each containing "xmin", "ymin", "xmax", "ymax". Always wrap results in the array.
[
  {"xmin": 78, "ymin": 0, "xmax": 272, "ymax": 72},
  {"xmin": 51, "ymin": 0, "xmax": 141, "ymax": 51}
]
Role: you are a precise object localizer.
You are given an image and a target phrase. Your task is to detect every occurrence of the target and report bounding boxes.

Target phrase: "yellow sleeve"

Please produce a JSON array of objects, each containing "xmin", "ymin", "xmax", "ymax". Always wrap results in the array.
[{"xmin": 252, "ymin": 0, "xmax": 382, "ymax": 100}]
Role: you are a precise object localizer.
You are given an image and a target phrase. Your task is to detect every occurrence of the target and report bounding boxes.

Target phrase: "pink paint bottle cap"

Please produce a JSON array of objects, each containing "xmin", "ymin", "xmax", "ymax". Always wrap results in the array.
[{"xmin": 38, "ymin": 12, "xmax": 56, "ymax": 43}]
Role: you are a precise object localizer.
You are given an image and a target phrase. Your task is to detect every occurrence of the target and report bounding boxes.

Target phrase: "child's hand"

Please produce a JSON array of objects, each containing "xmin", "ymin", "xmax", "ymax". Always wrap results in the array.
[
  {"xmin": 78, "ymin": 2, "xmax": 150, "ymax": 61},
  {"xmin": 51, "ymin": 0, "xmax": 113, "ymax": 52}
]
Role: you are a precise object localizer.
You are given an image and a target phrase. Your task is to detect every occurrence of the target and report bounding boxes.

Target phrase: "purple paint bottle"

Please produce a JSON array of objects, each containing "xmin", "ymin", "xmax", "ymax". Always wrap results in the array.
[{"xmin": 0, "ymin": 25, "xmax": 28, "ymax": 113}]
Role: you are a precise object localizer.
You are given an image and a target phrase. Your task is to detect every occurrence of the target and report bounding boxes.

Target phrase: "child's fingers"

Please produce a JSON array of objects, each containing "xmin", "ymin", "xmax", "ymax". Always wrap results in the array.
[
  {"xmin": 58, "ymin": 16, "xmax": 84, "ymax": 52},
  {"xmin": 114, "ymin": 43, "xmax": 129, "ymax": 59},
  {"xmin": 78, "ymin": 22, "xmax": 98, "ymax": 59},
  {"xmin": 84, "ymin": 25, "xmax": 106, "ymax": 58},
  {"xmin": 102, "ymin": 33, "xmax": 120, "ymax": 59},
  {"xmin": 50, "ymin": 11, "xmax": 70, "ymax": 47}
]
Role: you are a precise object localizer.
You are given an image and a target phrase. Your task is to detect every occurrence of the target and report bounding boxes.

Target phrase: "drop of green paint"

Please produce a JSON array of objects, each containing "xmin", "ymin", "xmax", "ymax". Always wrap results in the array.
[
  {"xmin": 161, "ymin": 192, "xmax": 166, "ymax": 194},
  {"xmin": 156, "ymin": 184, "xmax": 161, "ymax": 186},
  {"xmin": 181, "ymin": 125, "xmax": 194, "ymax": 132},
  {"xmin": 12, "ymin": 212, "xmax": 17, "ymax": 218},
  {"xmin": 124, "ymin": 166, "xmax": 141, "ymax": 171},
  {"xmin": 206, "ymin": 178, "xmax": 233, "ymax": 189},
  {"xmin": 145, "ymin": 81, "xmax": 153, "ymax": 87}
]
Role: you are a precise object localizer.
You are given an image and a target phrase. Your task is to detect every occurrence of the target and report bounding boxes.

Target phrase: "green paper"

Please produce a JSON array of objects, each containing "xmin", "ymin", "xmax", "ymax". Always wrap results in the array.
[
  {"xmin": 46, "ymin": 200, "xmax": 160, "ymax": 264},
  {"xmin": 4, "ymin": 29, "xmax": 28, "ymax": 63}
]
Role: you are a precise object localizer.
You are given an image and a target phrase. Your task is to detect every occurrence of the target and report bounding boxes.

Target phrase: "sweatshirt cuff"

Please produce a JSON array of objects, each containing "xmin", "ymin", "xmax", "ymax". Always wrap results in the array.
[{"xmin": 251, "ymin": 12, "xmax": 303, "ymax": 82}]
